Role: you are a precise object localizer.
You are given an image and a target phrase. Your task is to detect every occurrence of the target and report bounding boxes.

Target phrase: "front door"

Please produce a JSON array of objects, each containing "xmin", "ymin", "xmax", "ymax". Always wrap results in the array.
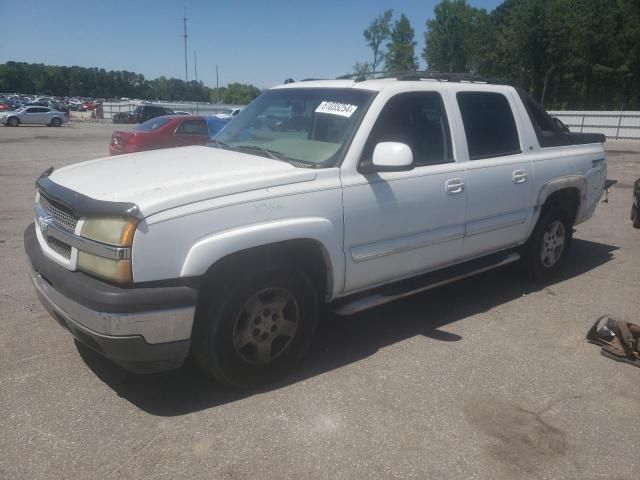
[{"xmin": 342, "ymin": 91, "xmax": 467, "ymax": 293}]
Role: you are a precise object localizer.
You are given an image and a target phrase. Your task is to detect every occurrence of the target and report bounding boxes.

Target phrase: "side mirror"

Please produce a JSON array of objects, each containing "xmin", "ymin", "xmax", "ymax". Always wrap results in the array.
[{"xmin": 371, "ymin": 142, "xmax": 414, "ymax": 172}]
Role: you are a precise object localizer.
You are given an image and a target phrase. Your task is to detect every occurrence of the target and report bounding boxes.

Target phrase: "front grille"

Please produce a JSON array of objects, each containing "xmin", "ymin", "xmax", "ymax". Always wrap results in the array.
[
  {"xmin": 46, "ymin": 236, "xmax": 71, "ymax": 259},
  {"xmin": 39, "ymin": 194, "xmax": 78, "ymax": 232}
]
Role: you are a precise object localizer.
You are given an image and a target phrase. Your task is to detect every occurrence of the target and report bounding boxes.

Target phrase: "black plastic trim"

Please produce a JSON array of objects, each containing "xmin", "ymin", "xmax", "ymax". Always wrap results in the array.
[
  {"xmin": 55, "ymin": 310, "xmax": 189, "ymax": 373},
  {"xmin": 24, "ymin": 224, "xmax": 198, "ymax": 313},
  {"xmin": 36, "ymin": 171, "xmax": 143, "ymax": 220}
]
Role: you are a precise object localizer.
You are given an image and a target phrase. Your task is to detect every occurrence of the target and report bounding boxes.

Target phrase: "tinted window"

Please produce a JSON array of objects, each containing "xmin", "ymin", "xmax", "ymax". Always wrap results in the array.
[
  {"xmin": 135, "ymin": 117, "xmax": 171, "ymax": 131},
  {"xmin": 517, "ymin": 90, "xmax": 571, "ymax": 148},
  {"xmin": 176, "ymin": 120, "xmax": 207, "ymax": 135},
  {"xmin": 362, "ymin": 92, "xmax": 453, "ymax": 166},
  {"xmin": 25, "ymin": 108, "xmax": 37, "ymax": 113},
  {"xmin": 163, "ymin": 108, "xmax": 175, "ymax": 115},
  {"xmin": 457, "ymin": 92, "xmax": 520, "ymax": 160}
]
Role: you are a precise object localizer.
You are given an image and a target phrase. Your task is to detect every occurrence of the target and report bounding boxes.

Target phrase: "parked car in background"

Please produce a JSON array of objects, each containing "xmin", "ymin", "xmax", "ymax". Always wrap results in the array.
[
  {"xmin": 109, "ymin": 115, "xmax": 209, "ymax": 155},
  {"xmin": 173, "ymin": 111, "xmax": 192, "ymax": 115},
  {"xmin": 112, "ymin": 111, "xmax": 137, "ymax": 124},
  {"xmin": 132, "ymin": 104, "xmax": 176, "ymax": 123},
  {"xmin": 205, "ymin": 115, "xmax": 231, "ymax": 137},
  {"xmin": 210, "ymin": 106, "xmax": 242, "ymax": 118},
  {"xmin": 0, "ymin": 106, "xmax": 68, "ymax": 127}
]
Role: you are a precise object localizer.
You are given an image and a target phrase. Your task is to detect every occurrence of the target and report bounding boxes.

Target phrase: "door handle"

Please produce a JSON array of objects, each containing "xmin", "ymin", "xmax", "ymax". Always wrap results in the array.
[
  {"xmin": 445, "ymin": 178, "xmax": 465, "ymax": 194},
  {"xmin": 513, "ymin": 170, "xmax": 528, "ymax": 184}
]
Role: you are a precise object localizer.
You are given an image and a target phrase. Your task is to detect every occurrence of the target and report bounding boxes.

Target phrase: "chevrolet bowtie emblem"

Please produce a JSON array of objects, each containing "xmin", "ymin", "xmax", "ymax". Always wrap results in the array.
[{"xmin": 37, "ymin": 215, "xmax": 52, "ymax": 238}]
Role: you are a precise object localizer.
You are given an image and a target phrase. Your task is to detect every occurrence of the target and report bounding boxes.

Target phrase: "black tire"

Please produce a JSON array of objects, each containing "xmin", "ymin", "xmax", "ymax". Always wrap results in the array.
[
  {"xmin": 51, "ymin": 117, "xmax": 62, "ymax": 127},
  {"xmin": 522, "ymin": 207, "xmax": 572, "ymax": 282},
  {"xmin": 193, "ymin": 262, "xmax": 318, "ymax": 389},
  {"xmin": 7, "ymin": 116, "xmax": 19, "ymax": 127}
]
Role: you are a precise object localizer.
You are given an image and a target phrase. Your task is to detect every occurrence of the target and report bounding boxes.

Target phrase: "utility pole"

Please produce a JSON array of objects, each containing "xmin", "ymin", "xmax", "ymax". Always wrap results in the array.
[
  {"xmin": 183, "ymin": 9, "xmax": 188, "ymax": 82},
  {"xmin": 216, "ymin": 64, "xmax": 219, "ymax": 103},
  {"xmin": 194, "ymin": 50, "xmax": 198, "ymax": 83}
]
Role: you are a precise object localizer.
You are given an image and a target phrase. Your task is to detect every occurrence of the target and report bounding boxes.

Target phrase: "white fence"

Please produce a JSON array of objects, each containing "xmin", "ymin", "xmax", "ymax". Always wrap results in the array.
[
  {"xmin": 549, "ymin": 110, "xmax": 640, "ymax": 140},
  {"xmin": 71, "ymin": 101, "xmax": 243, "ymax": 122}
]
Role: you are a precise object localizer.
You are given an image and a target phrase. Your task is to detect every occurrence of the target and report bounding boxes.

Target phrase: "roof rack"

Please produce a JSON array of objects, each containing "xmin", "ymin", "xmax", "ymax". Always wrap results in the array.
[{"xmin": 336, "ymin": 70, "xmax": 502, "ymax": 84}]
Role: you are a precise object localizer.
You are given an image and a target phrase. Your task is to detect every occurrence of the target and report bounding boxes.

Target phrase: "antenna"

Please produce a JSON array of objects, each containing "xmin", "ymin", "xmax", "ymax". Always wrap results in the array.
[{"xmin": 183, "ymin": 8, "xmax": 188, "ymax": 82}]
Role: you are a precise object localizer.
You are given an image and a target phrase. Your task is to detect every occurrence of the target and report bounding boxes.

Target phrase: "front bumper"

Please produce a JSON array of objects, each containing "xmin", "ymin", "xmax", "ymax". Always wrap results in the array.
[{"xmin": 24, "ymin": 224, "xmax": 197, "ymax": 372}]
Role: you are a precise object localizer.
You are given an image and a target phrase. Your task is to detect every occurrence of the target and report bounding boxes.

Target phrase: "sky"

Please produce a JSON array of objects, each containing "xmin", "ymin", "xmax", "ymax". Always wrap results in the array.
[{"xmin": 0, "ymin": 0, "xmax": 504, "ymax": 90}]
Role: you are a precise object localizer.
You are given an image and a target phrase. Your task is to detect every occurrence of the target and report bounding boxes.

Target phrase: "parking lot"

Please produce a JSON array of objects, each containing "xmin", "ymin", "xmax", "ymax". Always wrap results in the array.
[{"xmin": 1, "ymin": 122, "xmax": 639, "ymax": 479}]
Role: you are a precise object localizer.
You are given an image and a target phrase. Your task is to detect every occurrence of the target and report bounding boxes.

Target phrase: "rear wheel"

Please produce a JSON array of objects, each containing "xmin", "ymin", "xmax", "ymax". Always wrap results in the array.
[
  {"xmin": 51, "ymin": 117, "xmax": 62, "ymax": 127},
  {"xmin": 7, "ymin": 117, "xmax": 19, "ymax": 127},
  {"xmin": 193, "ymin": 262, "xmax": 318, "ymax": 389},
  {"xmin": 522, "ymin": 207, "xmax": 572, "ymax": 282}
]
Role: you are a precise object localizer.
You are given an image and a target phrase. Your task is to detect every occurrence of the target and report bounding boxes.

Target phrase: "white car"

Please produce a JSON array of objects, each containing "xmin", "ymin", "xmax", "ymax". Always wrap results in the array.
[
  {"xmin": 1, "ymin": 106, "xmax": 68, "ymax": 127},
  {"xmin": 25, "ymin": 76, "xmax": 608, "ymax": 387}
]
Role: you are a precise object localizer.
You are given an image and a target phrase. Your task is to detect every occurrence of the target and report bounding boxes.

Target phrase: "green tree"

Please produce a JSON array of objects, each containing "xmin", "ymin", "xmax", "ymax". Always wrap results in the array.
[
  {"xmin": 351, "ymin": 61, "xmax": 371, "ymax": 81},
  {"xmin": 363, "ymin": 9, "xmax": 394, "ymax": 74},
  {"xmin": 385, "ymin": 14, "xmax": 418, "ymax": 72},
  {"xmin": 423, "ymin": 0, "xmax": 487, "ymax": 73}
]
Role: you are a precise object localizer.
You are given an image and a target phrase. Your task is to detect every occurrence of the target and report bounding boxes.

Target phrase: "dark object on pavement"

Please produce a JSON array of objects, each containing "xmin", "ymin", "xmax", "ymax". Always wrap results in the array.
[
  {"xmin": 631, "ymin": 178, "xmax": 640, "ymax": 228},
  {"xmin": 603, "ymin": 179, "xmax": 617, "ymax": 203},
  {"xmin": 587, "ymin": 316, "xmax": 640, "ymax": 368}
]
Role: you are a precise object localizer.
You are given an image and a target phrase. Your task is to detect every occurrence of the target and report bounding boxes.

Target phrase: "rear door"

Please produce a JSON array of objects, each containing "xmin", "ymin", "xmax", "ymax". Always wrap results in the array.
[
  {"xmin": 454, "ymin": 90, "xmax": 536, "ymax": 257},
  {"xmin": 173, "ymin": 119, "xmax": 209, "ymax": 146}
]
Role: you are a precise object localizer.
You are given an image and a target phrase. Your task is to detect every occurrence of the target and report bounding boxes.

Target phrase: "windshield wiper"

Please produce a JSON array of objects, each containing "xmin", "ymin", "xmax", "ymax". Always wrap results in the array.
[
  {"xmin": 234, "ymin": 144, "xmax": 287, "ymax": 162},
  {"xmin": 209, "ymin": 139, "xmax": 233, "ymax": 150}
]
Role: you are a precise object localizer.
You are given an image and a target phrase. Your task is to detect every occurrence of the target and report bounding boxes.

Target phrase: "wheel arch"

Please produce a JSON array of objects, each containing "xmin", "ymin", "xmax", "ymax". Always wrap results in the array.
[
  {"xmin": 524, "ymin": 177, "xmax": 584, "ymax": 241},
  {"xmin": 180, "ymin": 217, "xmax": 344, "ymax": 302}
]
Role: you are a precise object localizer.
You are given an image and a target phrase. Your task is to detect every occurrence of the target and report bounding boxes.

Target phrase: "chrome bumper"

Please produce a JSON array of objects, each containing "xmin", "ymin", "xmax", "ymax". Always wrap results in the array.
[{"xmin": 27, "ymin": 260, "xmax": 195, "ymax": 345}]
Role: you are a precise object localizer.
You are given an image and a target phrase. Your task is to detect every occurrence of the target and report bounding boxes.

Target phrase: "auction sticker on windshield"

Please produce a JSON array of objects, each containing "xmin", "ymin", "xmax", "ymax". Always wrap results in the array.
[{"xmin": 315, "ymin": 101, "xmax": 358, "ymax": 117}]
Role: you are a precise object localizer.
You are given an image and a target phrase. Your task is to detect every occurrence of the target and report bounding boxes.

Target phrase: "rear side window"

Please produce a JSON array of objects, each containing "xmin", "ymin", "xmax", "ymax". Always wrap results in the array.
[
  {"xmin": 135, "ymin": 117, "xmax": 171, "ymax": 131},
  {"xmin": 176, "ymin": 120, "xmax": 208, "ymax": 135},
  {"xmin": 517, "ymin": 90, "xmax": 571, "ymax": 148},
  {"xmin": 362, "ymin": 91, "xmax": 454, "ymax": 167},
  {"xmin": 457, "ymin": 92, "xmax": 521, "ymax": 160}
]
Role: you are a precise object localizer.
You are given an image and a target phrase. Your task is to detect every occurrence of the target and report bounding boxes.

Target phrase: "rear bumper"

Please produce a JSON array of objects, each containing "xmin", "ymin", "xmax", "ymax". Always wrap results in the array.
[{"xmin": 24, "ymin": 224, "xmax": 197, "ymax": 372}]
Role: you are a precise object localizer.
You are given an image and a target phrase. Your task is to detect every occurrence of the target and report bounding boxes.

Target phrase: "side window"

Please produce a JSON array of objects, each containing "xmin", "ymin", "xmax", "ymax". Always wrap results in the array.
[
  {"xmin": 362, "ymin": 92, "xmax": 454, "ymax": 167},
  {"xmin": 457, "ymin": 92, "xmax": 521, "ymax": 160},
  {"xmin": 25, "ymin": 108, "xmax": 36, "ymax": 113},
  {"xmin": 176, "ymin": 120, "xmax": 208, "ymax": 135},
  {"xmin": 517, "ymin": 90, "xmax": 571, "ymax": 148}
]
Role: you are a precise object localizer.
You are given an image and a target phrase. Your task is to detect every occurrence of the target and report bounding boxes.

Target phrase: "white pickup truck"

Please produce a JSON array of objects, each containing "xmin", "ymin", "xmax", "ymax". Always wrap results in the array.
[{"xmin": 25, "ymin": 76, "xmax": 607, "ymax": 387}]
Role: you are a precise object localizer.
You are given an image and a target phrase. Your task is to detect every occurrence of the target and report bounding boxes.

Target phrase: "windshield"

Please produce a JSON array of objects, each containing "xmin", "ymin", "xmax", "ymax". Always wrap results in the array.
[
  {"xmin": 212, "ymin": 88, "xmax": 375, "ymax": 167},
  {"xmin": 135, "ymin": 116, "xmax": 171, "ymax": 131}
]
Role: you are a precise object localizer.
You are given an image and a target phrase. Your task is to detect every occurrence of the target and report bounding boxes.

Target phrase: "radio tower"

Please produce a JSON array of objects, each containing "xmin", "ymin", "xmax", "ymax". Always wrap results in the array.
[{"xmin": 183, "ymin": 9, "xmax": 189, "ymax": 82}]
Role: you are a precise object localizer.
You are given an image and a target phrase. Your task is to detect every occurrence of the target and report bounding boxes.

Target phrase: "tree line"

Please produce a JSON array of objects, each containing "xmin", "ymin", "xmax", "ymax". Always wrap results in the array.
[
  {"xmin": 356, "ymin": 0, "xmax": 640, "ymax": 109},
  {"xmin": 0, "ymin": 61, "xmax": 262, "ymax": 105}
]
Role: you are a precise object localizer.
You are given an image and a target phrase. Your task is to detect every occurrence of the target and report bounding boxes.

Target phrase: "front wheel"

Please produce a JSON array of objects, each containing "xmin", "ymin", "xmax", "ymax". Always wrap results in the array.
[
  {"xmin": 193, "ymin": 263, "xmax": 318, "ymax": 389},
  {"xmin": 522, "ymin": 208, "xmax": 572, "ymax": 282},
  {"xmin": 7, "ymin": 117, "xmax": 19, "ymax": 127}
]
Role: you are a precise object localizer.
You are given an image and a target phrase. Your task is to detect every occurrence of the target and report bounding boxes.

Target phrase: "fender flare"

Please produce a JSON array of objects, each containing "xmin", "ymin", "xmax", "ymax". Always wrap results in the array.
[
  {"xmin": 524, "ymin": 176, "xmax": 586, "ymax": 240},
  {"xmin": 536, "ymin": 175, "xmax": 586, "ymax": 206},
  {"xmin": 180, "ymin": 217, "xmax": 344, "ymax": 299}
]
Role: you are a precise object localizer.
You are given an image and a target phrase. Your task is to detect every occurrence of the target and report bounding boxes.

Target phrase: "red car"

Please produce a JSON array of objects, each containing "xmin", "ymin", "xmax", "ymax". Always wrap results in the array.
[{"xmin": 109, "ymin": 115, "xmax": 210, "ymax": 155}]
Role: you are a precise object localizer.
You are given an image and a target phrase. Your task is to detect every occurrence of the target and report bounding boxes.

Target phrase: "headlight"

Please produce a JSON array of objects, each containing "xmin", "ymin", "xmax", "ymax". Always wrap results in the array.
[
  {"xmin": 78, "ymin": 216, "xmax": 138, "ymax": 283},
  {"xmin": 81, "ymin": 216, "xmax": 137, "ymax": 246},
  {"xmin": 77, "ymin": 252, "xmax": 132, "ymax": 283}
]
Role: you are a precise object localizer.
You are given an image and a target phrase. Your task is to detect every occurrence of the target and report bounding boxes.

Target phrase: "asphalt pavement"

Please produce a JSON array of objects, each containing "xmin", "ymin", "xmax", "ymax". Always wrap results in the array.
[{"xmin": 1, "ymin": 122, "xmax": 639, "ymax": 479}]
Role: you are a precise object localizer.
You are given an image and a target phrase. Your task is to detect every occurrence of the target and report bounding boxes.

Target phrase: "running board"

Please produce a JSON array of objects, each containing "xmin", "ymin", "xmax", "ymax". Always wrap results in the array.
[{"xmin": 333, "ymin": 251, "xmax": 521, "ymax": 316}]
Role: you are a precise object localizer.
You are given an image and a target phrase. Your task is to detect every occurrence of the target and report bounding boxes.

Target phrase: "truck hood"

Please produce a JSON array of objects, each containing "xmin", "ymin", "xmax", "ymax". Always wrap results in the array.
[{"xmin": 48, "ymin": 146, "xmax": 316, "ymax": 216}]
